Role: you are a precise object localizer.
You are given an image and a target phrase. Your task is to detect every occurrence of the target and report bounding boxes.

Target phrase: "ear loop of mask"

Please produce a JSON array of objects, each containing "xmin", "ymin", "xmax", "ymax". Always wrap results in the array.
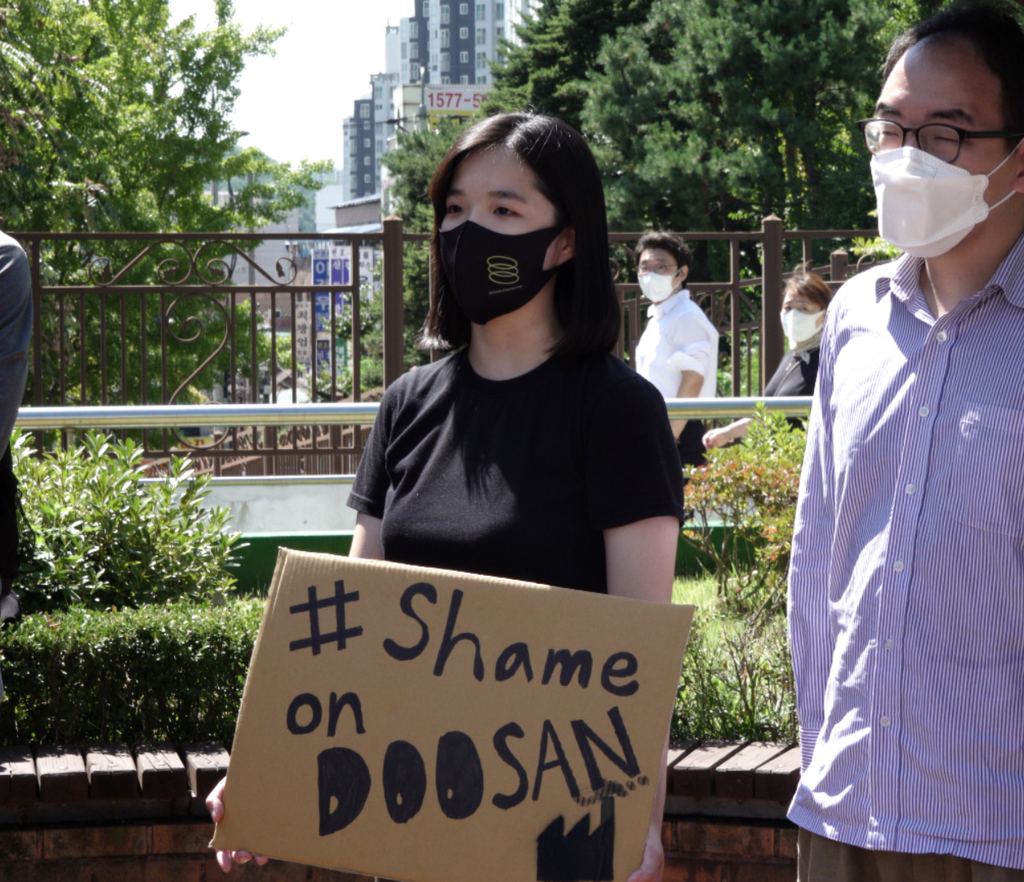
[{"xmin": 986, "ymin": 137, "xmax": 1024, "ymax": 212}]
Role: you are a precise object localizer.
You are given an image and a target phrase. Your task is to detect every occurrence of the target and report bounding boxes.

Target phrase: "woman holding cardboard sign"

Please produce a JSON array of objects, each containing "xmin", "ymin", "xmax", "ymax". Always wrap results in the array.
[{"xmin": 209, "ymin": 113, "xmax": 683, "ymax": 882}]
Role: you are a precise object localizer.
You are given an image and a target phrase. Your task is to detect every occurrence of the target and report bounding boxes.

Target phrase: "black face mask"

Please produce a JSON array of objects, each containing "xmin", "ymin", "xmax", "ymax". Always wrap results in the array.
[{"xmin": 439, "ymin": 221, "xmax": 566, "ymax": 325}]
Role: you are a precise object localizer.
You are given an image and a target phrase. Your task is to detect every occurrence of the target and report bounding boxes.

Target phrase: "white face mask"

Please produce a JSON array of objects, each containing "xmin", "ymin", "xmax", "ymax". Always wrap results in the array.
[
  {"xmin": 871, "ymin": 143, "xmax": 1021, "ymax": 258},
  {"xmin": 781, "ymin": 309, "xmax": 823, "ymax": 345},
  {"xmin": 638, "ymin": 271, "xmax": 682, "ymax": 303}
]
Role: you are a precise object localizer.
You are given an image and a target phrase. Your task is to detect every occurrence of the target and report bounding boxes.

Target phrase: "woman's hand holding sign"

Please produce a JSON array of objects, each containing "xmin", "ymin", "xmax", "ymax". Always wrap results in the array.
[{"xmin": 207, "ymin": 777, "xmax": 268, "ymax": 872}]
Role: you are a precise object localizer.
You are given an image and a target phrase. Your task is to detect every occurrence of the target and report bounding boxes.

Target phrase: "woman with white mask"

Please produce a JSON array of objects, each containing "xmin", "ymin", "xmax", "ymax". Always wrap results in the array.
[{"xmin": 703, "ymin": 270, "xmax": 832, "ymax": 449}]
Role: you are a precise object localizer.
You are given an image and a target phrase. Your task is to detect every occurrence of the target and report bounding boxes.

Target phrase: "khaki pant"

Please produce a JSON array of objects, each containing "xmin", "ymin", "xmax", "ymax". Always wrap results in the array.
[{"xmin": 798, "ymin": 829, "xmax": 1024, "ymax": 882}]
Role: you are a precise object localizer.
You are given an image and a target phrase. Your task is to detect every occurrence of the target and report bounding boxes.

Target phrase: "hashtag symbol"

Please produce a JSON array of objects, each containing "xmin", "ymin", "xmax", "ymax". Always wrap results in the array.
[{"xmin": 289, "ymin": 580, "xmax": 363, "ymax": 655}]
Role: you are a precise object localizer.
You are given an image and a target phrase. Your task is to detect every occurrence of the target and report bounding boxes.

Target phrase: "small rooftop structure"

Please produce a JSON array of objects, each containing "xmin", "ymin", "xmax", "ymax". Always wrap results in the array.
[{"xmin": 328, "ymin": 195, "xmax": 381, "ymax": 231}]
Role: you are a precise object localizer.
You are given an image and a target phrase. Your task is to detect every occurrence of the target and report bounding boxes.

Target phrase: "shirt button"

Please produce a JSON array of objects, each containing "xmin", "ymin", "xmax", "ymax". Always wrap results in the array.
[
  {"xmin": 893, "ymin": 560, "xmax": 905, "ymax": 572},
  {"xmin": 918, "ymin": 406, "xmax": 930, "ymax": 418},
  {"xmin": 905, "ymin": 483, "xmax": 916, "ymax": 495},
  {"xmin": 936, "ymin": 331, "xmax": 948, "ymax": 343},
  {"xmin": 884, "ymin": 639, "xmax": 895, "ymax": 650},
  {"xmin": 879, "ymin": 715, "xmax": 892, "ymax": 727}
]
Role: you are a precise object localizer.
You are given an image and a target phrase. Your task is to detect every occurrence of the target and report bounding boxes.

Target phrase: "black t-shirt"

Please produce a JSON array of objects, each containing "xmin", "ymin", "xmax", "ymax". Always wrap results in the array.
[
  {"xmin": 349, "ymin": 350, "xmax": 684, "ymax": 594},
  {"xmin": 765, "ymin": 346, "xmax": 820, "ymax": 398}
]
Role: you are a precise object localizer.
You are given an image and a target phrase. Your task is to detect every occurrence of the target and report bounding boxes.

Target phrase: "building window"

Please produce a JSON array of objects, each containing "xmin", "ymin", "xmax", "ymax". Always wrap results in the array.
[
  {"xmin": 495, "ymin": 2, "xmax": 504, "ymax": 17},
  {"xmin": 459, "ymin": 26, "xmax": 468, "ymax": 38},
  {"xmin": 441, "ymin": 76, "xmax": 451, "ymax": 84},
  {"xmin": 476, "ymin": 3, "xmax": 485, "ymax": 19},
  {"xmin": 363, "ymin": 121, "xmax": 370, "ymax": 130},
  {"xmin": 422, "ymin": 1, "xmax": 429, "ymax": 16},
  {"xmin": 460, "ymin": 75, "xmax": 469, "ymax": 84},
  {"xmin": 410, "ymin": 62, "xmax": 419, "ymax": 80},
  {"xmin": 441, "ymin": 4, "xmax": 449, "ymax": 23},
  {"xmin": 441, "ymin": 52, "xmax": 450, "ymax": 71},
  {"xmin": 376, "ymin": 122, "xmax": 384, "ymax": 134},
  {"xmin": 363, "ymin": 138, "xmax": 370, "ymax": 148},
  {"xmin": 364, "ymin": 174, "xmax": 370, "ymax": 183},
  {"xmin": 478, "ymin": 74, "xmax": 487, "ymax": 84},
  {"xmin": 375, "ymin": 85, "xmax": 382, "ymax": 98},
  {"xmin": 459, "ymin": 50, "xmax": 469, "ymax": 62},
  {"xmin": 377, "ymin": 140, "xmax": 384, "ymax": 151},
  {"xmin": 401, "ymin": 42, "xmax": 408, "ymax": 59},
  {"xmin": 460, "ymin": 2, "xmax": 468, "ymax": 13},
  {"xmin": 410, "ymin": 21, "xmax": 419, "ymax": 38},
  {"xmin": 476, "ymin": 51, "xmax": 487, "ymax": 67},
  {"xmin": 495, "ymin": 26, "xmax": 503, "ymax": 39},
  {"xmin": 440, "ymin": 28, "xmax": 450, "ymax": 47},
  {"xmin": 363, "ymin": 156, "xmax": 370, "ymax": 166},
  {"xmin": 476, "ymin": 27, "xmax": 486, "ymax": 44},
  {"xmin": 359, "ymin": 104, "xmax": 370, "ymax": 118},
  {"xmin": 410, "ymin": 42, "xmax": 419, "ymax": 59}
]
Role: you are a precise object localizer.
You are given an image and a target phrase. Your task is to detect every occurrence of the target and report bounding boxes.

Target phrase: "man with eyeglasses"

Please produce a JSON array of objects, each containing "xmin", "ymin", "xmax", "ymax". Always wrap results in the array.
[
  {"xmin": 632, "ymin": 231, "xmax": 718, "ymax": 469},
  {"xmin": 788, "ymin": 3, "xmax": 1024, "ymax": 880}
]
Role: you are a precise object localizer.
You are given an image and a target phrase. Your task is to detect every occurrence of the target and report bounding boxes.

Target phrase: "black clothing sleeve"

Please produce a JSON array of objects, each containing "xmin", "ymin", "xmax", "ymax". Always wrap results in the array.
[{"xmin": 584, "ymin": 374, "xmax": 684, "ymax": 530}]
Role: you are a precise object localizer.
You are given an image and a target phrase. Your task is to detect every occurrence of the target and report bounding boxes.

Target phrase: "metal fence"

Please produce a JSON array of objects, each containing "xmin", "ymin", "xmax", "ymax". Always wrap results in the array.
[{"xmin": 12, "ymin": 218, "xmax": 876, "ymax": 476}]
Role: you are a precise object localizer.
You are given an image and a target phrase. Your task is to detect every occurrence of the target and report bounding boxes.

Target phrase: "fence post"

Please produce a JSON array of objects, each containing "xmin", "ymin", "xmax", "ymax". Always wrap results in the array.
[
  {"xmin": 830, "ymin": 249, "xmax": 849, "ymax": 285},
  {"xmin": 760, "ymin": 215, "xmax": 785, "ymax": 392},
  {"xmin": 382, "ymin": 216, "xmax": 405, "ymax": 388}
]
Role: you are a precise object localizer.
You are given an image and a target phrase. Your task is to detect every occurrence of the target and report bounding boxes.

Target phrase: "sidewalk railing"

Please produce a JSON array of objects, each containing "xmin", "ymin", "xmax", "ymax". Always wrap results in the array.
[{"xmin": 12, "ymin": 217, "xmax": 864, "ymax": 474}]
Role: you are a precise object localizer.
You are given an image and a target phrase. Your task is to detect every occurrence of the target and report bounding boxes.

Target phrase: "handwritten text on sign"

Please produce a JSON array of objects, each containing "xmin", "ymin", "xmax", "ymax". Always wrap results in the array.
[{"xmin": 211, "ymin": 551, "xmax": 693, "ymax": 882}]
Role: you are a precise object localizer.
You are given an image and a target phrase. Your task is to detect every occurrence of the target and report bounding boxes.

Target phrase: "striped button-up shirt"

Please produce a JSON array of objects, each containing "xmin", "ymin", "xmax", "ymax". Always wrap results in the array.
[{"xmin": 787, "ymin": 233, "xmax": 1024, "ymax": 871}]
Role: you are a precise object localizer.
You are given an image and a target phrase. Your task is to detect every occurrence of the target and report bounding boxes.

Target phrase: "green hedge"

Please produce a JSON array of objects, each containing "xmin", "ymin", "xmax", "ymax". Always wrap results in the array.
[{"xmin": 0, "ymin": 600, "xmax": 262, "ymax": 746}]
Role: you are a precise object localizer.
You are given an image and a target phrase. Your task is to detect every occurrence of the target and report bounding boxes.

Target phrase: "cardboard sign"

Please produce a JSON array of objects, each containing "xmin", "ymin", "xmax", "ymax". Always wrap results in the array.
[{"xmin": 212, "ymin": 549, "xmax": 694, "ymax": 882}]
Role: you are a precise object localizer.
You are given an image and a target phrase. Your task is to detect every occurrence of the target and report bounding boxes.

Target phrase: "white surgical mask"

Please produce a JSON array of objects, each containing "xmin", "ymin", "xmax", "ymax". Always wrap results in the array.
[
  {"xmin": 639, "ymin": 271, "xmax": 681, "ymax": 303},
  {"xmin": 871, "ymin": 143, "xmax": 1021, "ymax": 258},
  {"xmin": 781, "ymin": 309, "xmax": 823, "ymax": 345}
]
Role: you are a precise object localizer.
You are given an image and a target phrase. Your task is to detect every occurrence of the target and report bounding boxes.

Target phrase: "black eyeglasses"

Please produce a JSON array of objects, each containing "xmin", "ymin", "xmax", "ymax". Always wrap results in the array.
[{"xmin": 857, "ymin": 118, "xmax": 1024, "ymax": 163}]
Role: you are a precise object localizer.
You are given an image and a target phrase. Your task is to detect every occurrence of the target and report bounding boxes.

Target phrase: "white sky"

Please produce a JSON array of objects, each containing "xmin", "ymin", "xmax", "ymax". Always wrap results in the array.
[{"xmin": 168, "ymin": 0, "xmax": 413, "ymax": 169}]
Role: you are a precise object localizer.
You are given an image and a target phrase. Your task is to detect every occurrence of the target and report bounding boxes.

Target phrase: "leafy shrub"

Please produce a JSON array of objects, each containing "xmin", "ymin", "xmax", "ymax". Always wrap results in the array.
[
  {"xmin": 672, "ymin": 611, "xmax": 797, "ymax": 743},
  {"xmin": 13, "ymin": 431, "xmax": 242, "ymax": 613},
  {"xmin": 0, "ymin": 599, "xmax": 262, "ymax": 745},
  {"xmin": 683, "ymin": 407, "xmax": 806, "ymax": 619}
]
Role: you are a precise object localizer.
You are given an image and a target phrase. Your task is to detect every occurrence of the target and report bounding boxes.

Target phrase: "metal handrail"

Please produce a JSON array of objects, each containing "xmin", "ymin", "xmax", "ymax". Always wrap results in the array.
[{"xmin": 14, "ymin": 398, "xmax": 812, "ymax": 431}]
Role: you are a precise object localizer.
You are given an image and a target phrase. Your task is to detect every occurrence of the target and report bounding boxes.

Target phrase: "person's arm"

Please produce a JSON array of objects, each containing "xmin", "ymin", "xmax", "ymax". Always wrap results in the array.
[
  {"xmin": 788, "ymin": 316, "xmax": 838, "ymax": 774},
  {"xmin": 350, "ymin": 512, "xmax": 383, "ymax": 559},
  {"xmin": 604, "ymin": 515, "xmax": 679, "ymax": 882},
  {"xmin": 0, "ymin": 238, "xmax": 31, "ymax": 451},
  {"xmin": 703, "ymin": 417, "xmax": 753, "ymax": 449},
  {"xmin": 669, "ymin": 370, "xmax": 704, "ymax": 439}
]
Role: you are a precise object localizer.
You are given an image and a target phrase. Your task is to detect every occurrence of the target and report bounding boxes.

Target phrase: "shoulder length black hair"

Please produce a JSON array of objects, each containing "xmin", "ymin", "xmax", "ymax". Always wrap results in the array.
[{"xmin": 419, "ymin": 112, "xmax": 620, "ymax": 357}]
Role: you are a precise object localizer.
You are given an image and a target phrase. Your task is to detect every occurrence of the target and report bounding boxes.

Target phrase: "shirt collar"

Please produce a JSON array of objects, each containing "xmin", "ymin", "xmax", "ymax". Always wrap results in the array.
[
  {"xmin": 647, "ymin": 287, "xmax": 691, "ymax": 319},
  {"xmin": 882, "ymin": 229, "xmax": 1024, "ymax": 309}
]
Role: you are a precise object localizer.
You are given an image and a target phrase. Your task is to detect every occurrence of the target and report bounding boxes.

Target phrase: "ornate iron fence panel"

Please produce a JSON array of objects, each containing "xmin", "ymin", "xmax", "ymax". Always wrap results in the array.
[{"xmin": 12, "ymin": 221, "xmax": 877, "ymax": 476}]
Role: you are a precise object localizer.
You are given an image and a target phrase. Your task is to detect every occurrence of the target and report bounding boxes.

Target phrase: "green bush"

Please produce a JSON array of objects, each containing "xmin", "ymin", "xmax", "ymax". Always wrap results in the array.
[
  {"xmin": 0, "ymin": 599, "xmax": 262, "ymax": 745},
  {"xmin": 683, "ymin": 407, "xmax": 806, "ymax": 619},
  {"xmin": 13, "ymin": 431, "xmax": 242, "ymax": 613},
  {"xmin": 672, "ymin": 611, "xmax": 797, "ymax": 743}
]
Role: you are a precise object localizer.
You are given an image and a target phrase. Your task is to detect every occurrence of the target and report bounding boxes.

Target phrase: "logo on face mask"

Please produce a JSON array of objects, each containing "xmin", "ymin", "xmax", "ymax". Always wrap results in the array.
[{"xmin": 486, "ymin": 255, "xmax": 519, "ymax": 287}]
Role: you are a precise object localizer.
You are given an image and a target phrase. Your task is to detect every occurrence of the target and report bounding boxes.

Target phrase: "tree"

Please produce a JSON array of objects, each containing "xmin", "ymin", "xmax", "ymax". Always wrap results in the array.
[
  {"xmin": 0, "ymin": 0, "xmax": 329, "ymax": 235},
  {"xmin": 0, "ymin": 0, "xmax": 333, "ymax": 407},
  {"xmin": 582, "ymin": 0, "xmax": 889, "ymax": 249},
  {"xmin": 487, "ymin": 0, "xmax": 655, "ymax": 134}
]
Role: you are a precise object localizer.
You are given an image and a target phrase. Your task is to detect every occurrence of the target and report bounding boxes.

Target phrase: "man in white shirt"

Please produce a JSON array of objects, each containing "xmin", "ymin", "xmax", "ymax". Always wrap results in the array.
[{"xmin": 633, "ymin": 232, "xmax": 719, "ymax": 467}]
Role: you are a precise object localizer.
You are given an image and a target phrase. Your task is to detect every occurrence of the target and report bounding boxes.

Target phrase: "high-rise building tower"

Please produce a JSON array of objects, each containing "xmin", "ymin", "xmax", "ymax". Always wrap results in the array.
[{"xmin": 342, "ymin": 1, "xmax": 538, "ymax": 202}]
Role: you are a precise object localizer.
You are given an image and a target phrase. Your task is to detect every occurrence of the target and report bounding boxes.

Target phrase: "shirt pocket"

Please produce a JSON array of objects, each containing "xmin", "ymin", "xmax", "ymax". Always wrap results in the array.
[{"xmin": 952, "ymin": 403, "xmax": 1024, "ymax": 538}]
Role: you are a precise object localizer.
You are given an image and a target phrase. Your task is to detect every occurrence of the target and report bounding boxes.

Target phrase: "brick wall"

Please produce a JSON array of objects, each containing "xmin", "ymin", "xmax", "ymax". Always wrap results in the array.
[
  {"xmin": 0, "ymin": 816, "xmax": 798, "ymax": 881},
  {"xmin": 664, "ymin": 817, "xmax": 797, "ymax": 882},
  {"xmin": 0, "ymin": 738, "xmax": 801, "ymax": 880}
]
